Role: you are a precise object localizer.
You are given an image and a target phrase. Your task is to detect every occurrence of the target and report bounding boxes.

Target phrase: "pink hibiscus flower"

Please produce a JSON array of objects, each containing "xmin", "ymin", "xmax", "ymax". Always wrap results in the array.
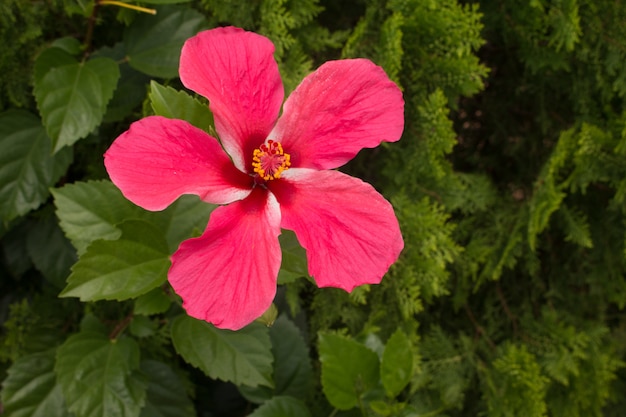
[{"xmin": 104, "ymin": 27, "xmax": 404, "ymax": 330}]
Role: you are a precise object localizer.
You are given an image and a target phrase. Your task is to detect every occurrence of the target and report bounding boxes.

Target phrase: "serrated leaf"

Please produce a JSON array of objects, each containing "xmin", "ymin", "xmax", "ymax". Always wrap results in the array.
[
  {"xmin": 94, "ymin": 43, "xmax": 150, "ymax": 123},
  {"xmin": 26, "ymin": 211, "xmax": 77, "ymax": 288},
  {"xmin": 248, "ymin": 396, "xmax": 312, "ymax": 417},
  {"xmin": 381, "ymin": 329, "xmax": 413, "ymax": 398},
  {"xmin": 139, "ymin": 360, "xmax": 196, "ymax": 417},
  {"xmin": 52, "ymin": 180, "xmax": 145, "ymax": 254},
  {"xmin": 171, "ymin": 315, "xmax": 273, "ymax": 388},
  {"xmin": 149, "ymin": 194, "xmax": 215, "ymax": 252},
  {"xmin": 0, "ymin": 110, "xmax": 72, "ymax": 222},
  {"xmin": 318, "ymin": 332, "xmax": 380, "ymax": 410},
  {"xmin": 240, "ymin": 315, "xmax": 313, "ymax": 403},
  {"xmin": 134, "ymin": 287, "xmax": 172, "ymax": 316},
  {"xmin": 277, "ymin": 230, "xmax": 310, "ymax": 284},
  {"xmin": 89, "ymin": 57, "xmax": 121, "ymax": 106},
  {"xmin": 35, "ymin": 57, "xmax": 120, "ymax": 152},
  {"xmin": 33, "ymin": 48, "xmax": 77, "ymax": 83},
  {"xmin": 124, "ymin": 6, "xmax": 206, "ymax": 78},
  {"xmin": 149, "ymin": 81, "xmax": 214, "ymax": 133},
  {"xmin": 55, "ymin": 331, "xmax": 146, "ymax": 417},
  {"xmin": 60, "ymin": 220, "xmax": 170, "ymax": 301},
  {"xmin": 1, "ymin": 349, "xmax": 72, "ymax": 417}
]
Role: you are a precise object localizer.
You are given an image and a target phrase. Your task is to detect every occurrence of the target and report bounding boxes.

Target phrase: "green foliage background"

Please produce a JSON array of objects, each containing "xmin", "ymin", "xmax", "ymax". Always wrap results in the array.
[{"xmin": 2, "ymin": 0, "xmax": 626, "ymax": 416}]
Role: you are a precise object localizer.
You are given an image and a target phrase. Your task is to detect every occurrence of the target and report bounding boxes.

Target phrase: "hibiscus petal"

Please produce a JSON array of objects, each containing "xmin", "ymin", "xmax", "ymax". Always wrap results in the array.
[
  {"xmin": 270, "ymin": 169, "xmax": 403, "ymax": 291},
  {"xmin": 169, "ymin": 188, "xmax": 281, "ymax": 330},
  {"xmin": 179, "ymin": 27, "xmax": 284, "ymax": 171},
  {"xmin": 104, "ymin": 116, "xmax": 252, "ymax": 211},
  {"xmin": 269, "ymin": 59, "xmax": 404, "ymax": 170}
]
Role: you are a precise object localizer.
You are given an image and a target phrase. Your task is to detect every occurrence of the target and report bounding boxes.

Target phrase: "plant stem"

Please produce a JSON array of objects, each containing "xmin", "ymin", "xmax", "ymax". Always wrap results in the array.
[{"xmin": 99, "ymin": 0, "xmax": 157, "ymax": 15}]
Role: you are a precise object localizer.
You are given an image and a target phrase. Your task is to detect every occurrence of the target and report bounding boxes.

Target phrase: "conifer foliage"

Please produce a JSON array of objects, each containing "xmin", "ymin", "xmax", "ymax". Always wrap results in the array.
[{"xmin": 1, "ymin": 0, "xmax": 626, "ymax": 416}]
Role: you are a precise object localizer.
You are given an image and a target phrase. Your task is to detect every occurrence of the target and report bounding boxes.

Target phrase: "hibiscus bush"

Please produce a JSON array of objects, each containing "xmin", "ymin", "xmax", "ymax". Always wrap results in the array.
[{"xmin": 2, "ymin": 1, "xmax": 626, "ymax": 417}]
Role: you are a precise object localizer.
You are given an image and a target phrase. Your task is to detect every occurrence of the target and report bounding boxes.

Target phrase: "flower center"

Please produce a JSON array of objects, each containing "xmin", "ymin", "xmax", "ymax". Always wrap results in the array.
[{"xmin": 252, "ymin": 140, "xmax": 291, "ymax": 181}]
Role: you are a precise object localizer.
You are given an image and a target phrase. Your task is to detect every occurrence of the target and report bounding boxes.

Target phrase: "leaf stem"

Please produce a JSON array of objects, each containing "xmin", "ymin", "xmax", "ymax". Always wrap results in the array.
[
  {"xmin": 109, "ymin": 313, "xmax": 133, "ymax": 340},
  {"xmin": 83, "ymin": 2, "xmax": 99, "ymax": 58},
  {"xmin": 98, "ymin": 0, "xmax": 157, "ymax": 15}
]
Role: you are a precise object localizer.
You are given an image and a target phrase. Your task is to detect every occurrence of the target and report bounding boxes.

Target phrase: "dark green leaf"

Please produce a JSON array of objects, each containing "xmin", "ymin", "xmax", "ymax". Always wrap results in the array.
[
  {"xmin": 94, "ymin": 43, "xmax": 150, "ymax": 123},
  {"xmin": 26, "ymin": 211, "xmax": 77, "ymax": 289},
  {"xmin": 240, "ymin": 315, "xmax": 313, "ymax": 403},
  {"xmin": 248, "ymin": 396, "xmax": 312, "ymax": 417},
  {"xmin": 50, "ymin": 37, "xmax": 82, "ymax": 55},
  {"xmin": 129, "ymin": 315, "xmax": 157, "ymax": 338},
  {"xmin": 33, "ymin": 48, "xmax": 76, "ymax": 83},
  {"xmin": 134, "ymin": 287, "xmax": 172, "ymax": 316},
  {"xmin": 318, "ymin": 332, "xmax": 380, "ymax": 410},
  {"xmin": 1, "ymin": 219, "xmax": 33, "ymax": 278},
  {"xmin": 63, "ymin": 0, "xmax": 94, "ymax": 17},
  {"xmin": 35, "ymin": 57, "xmax": 120, "ymax": 152},
  {"xmin": 124, "ymin": 6, "xmax": 206, "ymax": 78},
  {"xmin": 52, "ymin": 180, "xmax": 145, "ymax": 254},
  {"xmin": 149, "ymin": 194, "xmax": 215, "ymax": 252},
  {"xmin": 381, "ymin": 329, "xmax": 413, "ymax": 398},
  {"xmin": 139, "ymin": 360, "xmax": 196, "ymax": 417},
  {"xmin": 139, "ymin": 0, "xmax": 192, "ymax": 3},
  {"xmin": 171, "ymin": 315, "xmax": 274, "ymax": 388},
  {"xmin": 0, "ymin": 110, "xmax": 72, "ymax": 222},
  {"xmin": 277, "ymin": 230, "xmax": 309, "ymax": 284},
  {"xmin": 1, "ymin": 349, "xmax": 71, "ymax": 417},
  {"xmin": 60, "ymin": 220, "xmax": 170, "ymax": 301},
  {"xmin": 149, "ymin": 81, "xmax": 214, "ymax": 133},
  {"xmin": 55, "ymin": 331, "xmax": 146, "ymax": 417}
]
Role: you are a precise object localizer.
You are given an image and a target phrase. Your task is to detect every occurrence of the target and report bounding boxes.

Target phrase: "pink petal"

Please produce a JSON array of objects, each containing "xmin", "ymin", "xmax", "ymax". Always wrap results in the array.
[
  {"xmin": 169, "ymin": 188, "xmax": 281, "ymax": 330},
  {"xmin": 270, "ymin": 169, "xmax": 403, "ymax": 291},
  {"xmin": 268, "ymin": 59, "xmax": 404, "ymax": 170},
  {"xmin": 179, "ymin": 27, "xmax": 284, "ymax": 171},
  {"xmin": 104, "ymin": 116, "xmax": 252, "ymax": 211}
]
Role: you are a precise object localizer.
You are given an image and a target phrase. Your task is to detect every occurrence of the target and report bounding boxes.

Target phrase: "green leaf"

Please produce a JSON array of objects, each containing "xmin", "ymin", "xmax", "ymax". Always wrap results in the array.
[
  {"xmin": 1, "ymin": 219, "xmax": 33, "ymax": 277},
  {"xmin": 60, "ymin": 220, "xmax": 170, "ymax": 301},
  {"xmin": 33, "ymin": 48, "xmax": 76, "ymax": 83},
  {"xmin": 277, "ymin": 230, "xmax": 309, "ymax": 284},
  {"xmin": 138, "ymin": 0, "xmax": 192, "ymax": 3},
  {"xmin": 35, "ymin": 57, "xmax": 120, "ymax": 152},
  {"xmin": 52, "ymin": 180, "xmax": 145, "ymax": 254},
  {"xmin": 94, "ymin": 43, "xmax": 150, "ymax": 123},
  {"xmin": 139, "ymin": 360, "xmax": 196, "ymax": 417},
  {"xmin": 63, "ymin": 0, "xmax": 94, "ymax": 17},
  {"xmin": 50, "ymin": 37, "xmax": 82, "ymax": 55},
  {"xmin": 55, "ymin": 331, "xmax": 146, "ymax": 417},
  {"xmin": 53, "ymin": 181, "xmax": 214, "ymax": 255},
  {"xmin": 318, "ymin": 332, "xmax": 380, "ymax": 410},
  {"xmin": 381, "ymin": 329, "xmax": 413, "ymax": 398},
  {"xmin": 248, "ymin": 396, "xmax": 312, "ymax": 417},
  {"xmin": 26, "ymin": 211, "xmax": 77, "ymax": 289},
  {"xmin": 171, "ymin": 315, "xmax": 274, "ymax": 388},
  {"xmin": 149, "ymin": 194, "xmax": 215, "ymax": 252},
  {"xmin": 0, "ymin": 110, "xmax": 72, "ymax": 222},
  {"xmin": 129, "ymin": 315, "xmax": 157, "ymax": 338},
  {"xmin": 149, "ymin": 81, "xmax": 214, "ymax": 133},
  {"xmin": 124, "ymin": 6, "xmax": 206, "ymax": 78},
  {"xmin": 1, "ymin": 349, "xmax": 72, "ymax": 417},
  {"xmin": 134, "ymin": 287, "xmax": 172, "ymax": 316},
  {"xmin": 240, "ymin": 315, "xmax": 313, "ymax": 403}
]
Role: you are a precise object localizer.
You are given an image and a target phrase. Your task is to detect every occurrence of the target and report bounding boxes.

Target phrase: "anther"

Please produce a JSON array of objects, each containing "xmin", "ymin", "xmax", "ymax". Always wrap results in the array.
[{"xmin": 251, "ymin": 140, "xmax": 291, "ymax": 181}]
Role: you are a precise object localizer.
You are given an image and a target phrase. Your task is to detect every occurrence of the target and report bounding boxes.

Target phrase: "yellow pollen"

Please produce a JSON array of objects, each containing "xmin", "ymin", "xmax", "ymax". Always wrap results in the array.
[{"xmin": 252, "ymin": 140, "xmax": 291, "ymax": 181}]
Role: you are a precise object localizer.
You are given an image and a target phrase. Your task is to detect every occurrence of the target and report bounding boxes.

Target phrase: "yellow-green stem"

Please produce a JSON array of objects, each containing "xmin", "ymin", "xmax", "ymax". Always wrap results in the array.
[{"xmin": 99, "ymin": 0, "xmax": 156, "ymax": 15}]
